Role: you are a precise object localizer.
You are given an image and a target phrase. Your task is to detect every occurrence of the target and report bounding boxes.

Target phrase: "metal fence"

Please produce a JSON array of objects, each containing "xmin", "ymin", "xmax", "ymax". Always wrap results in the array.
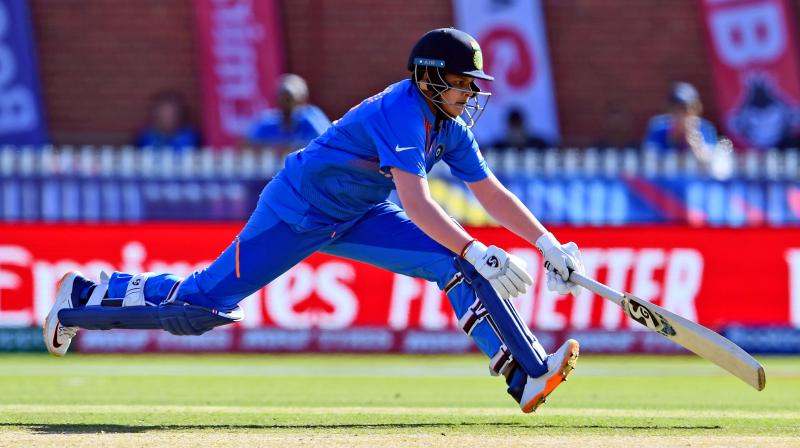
[
  {"xmin": 480, "ymin": 146, "xmax": 799, "ymax": 181},
  {"xmin": 0, "ymin": 145, "xmax": 276, "ymax": 222}
]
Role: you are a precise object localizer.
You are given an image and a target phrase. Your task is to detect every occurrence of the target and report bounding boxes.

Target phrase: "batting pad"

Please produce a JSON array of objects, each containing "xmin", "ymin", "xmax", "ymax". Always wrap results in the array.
[
  {"xmin": 58, "ymin": 301, "xmax": 243, "ymax": 336},
  {"xmin": 456, "ymin": 258, "xmax": 548, "ymax": 378}
]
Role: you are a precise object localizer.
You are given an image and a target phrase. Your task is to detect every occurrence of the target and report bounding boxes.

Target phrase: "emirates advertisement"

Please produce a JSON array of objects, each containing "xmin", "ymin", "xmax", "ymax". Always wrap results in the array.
[{"xmin": 3, "ymin": 223, "xmax": 800, "ymax": 328}]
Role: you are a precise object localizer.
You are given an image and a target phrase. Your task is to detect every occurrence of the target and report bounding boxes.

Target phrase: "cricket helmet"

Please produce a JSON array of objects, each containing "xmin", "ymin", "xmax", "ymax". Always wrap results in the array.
[
  {"xmin": 407, "ymin": 28, "xmax": 494, "ymax": 81},
  {"xmin": 408, "ymin": 28, "xmax": 492, "ymax": 127}
]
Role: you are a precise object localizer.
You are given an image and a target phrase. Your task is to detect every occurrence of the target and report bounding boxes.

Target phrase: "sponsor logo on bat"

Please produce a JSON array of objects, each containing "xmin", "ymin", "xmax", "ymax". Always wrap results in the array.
[{"xmin": 622, "ymin": 296, "xmax": 676, "ymax": 337}]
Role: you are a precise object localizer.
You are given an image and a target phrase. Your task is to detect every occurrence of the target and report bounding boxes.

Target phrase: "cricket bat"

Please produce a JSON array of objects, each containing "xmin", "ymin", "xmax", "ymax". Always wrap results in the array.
[{"xmin": 569, "ymin": 272, "xmax": 766, "ymax": 391}]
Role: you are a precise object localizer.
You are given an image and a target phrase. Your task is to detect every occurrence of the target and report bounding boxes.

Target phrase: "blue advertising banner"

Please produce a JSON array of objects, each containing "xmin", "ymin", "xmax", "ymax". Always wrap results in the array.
[
  {"xmin": 0, "ymin": 0, "xmax": 48, "ymax": 144},
  {"xmin": 428, "ymin": 173, "xmax": 800, "ymax": 227},
  {"xmin": 2, "ymin": 172, "xmax": 797, "ymax": 226}
]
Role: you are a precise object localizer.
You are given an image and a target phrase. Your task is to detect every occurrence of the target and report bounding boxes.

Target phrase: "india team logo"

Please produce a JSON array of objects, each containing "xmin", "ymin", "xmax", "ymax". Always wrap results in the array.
[
  {"xmin": 434, "ymin": 144, "xmax": 445, "ymax": 160},
  {"xmin": 471, "ymin": 39, "xmax": 483, "ymax": 70}
]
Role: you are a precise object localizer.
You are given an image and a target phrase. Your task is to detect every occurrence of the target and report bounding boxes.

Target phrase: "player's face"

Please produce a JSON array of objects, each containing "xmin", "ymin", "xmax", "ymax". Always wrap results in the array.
[{"xmin": 440, "ymin": 74, "xmax": 475, "ymax": 117}]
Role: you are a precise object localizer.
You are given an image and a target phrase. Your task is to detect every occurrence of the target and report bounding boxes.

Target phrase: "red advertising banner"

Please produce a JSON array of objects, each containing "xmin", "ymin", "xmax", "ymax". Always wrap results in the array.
[
  {"xmin": 699, "ymin": 0, "xmax": 800, "ymax": 150},
  {"xmin": 1, "ymin": 224, "xmax": 799, "ymax": 333},
  {"xmin": 193, "ymin": 0, "xmax": 285, "ymax": 146}
]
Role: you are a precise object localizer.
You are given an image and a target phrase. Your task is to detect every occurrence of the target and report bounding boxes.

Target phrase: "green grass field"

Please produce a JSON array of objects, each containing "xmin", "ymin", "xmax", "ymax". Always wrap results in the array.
[{"xmin": 0, "ymin": 353, "xmax": 797, "ymax": 447}]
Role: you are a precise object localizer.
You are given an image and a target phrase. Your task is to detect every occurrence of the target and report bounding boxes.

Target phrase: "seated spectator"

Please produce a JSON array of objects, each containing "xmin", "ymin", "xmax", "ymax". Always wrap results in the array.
[
  {"xmin": 491, "ymin": 108, "xmax": 553, "ymax": 151},
  {"xmin": 642, "ymin": 82, "xmax": 718, "ymax": 164},
  {"xmin": 135, "ymin": 91, "xmax": 200, "ymax": 150},
  {"xmin": 246, "ymin": 74, "xmax": 331, "ymax": 154}
]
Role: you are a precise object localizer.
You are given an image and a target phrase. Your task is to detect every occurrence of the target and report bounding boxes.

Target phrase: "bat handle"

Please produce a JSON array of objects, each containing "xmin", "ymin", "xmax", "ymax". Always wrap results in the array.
[{"xmin": 569, "ymin": 272, "xmax": 625, "ymax": 306}]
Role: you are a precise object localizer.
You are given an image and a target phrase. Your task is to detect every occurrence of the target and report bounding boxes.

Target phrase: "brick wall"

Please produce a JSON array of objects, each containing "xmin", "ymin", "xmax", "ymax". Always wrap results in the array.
[
  {"xmin": 281, "ymin": 0, "xmax": 454, "ymax": 122},
  {"xmin": 30, "ymin": 0, "xmax": 200, "ymax": 144},
  {"xmin": 544, "ymin": 0, "xmax": 718, "ymax": 146},
  {"xmin": 28, "ymin": 0, "xmax": 800, "ymax": 146}
]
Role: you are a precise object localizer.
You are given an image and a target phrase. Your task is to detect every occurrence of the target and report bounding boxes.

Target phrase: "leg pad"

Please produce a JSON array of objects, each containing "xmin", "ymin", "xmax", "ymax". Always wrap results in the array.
[
  {"xmin": 58, "ymin": 301, "xmax": 243, "ymax": 336},
  {"xmin": 457, "ymin": 258, "xmax": 547, "ymax": 378}
]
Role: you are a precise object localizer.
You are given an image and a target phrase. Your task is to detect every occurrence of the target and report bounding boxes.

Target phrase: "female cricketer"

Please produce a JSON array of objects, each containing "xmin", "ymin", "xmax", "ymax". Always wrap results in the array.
[{"xmin": 45, "ymin": 28, "xmax": 586, "ymax": 413}]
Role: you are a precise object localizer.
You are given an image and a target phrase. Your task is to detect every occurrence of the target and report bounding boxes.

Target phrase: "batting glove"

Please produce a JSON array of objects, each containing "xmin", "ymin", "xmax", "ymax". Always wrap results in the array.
[
  {"xmin": 462, "ymin": 240, "xmax": 533, "ymax": 299},
  {"xmin": 536, "ymin": 233, "xmax": 585, "ymax": 297}
]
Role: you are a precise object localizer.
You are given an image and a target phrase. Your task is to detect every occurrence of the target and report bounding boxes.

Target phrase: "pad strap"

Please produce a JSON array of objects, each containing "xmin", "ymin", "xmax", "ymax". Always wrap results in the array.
[
  {"xmin": 489, "ymin": 344, "xmax": 516, "ymax": 377},
  {"xmin": 123, "ymin": 272, "xmax": 153, "ymax": 307},
  {"xmin": 164, "ymin": 279, "xmax": 183, "ymax": 304},
  {"xmin": 86, "ymin": 271, "xmax": 110, "ymax": 306},
  {"xmin": 443, "ymin": 272, "xmax": 464, "ymax": 294},
  {"xmin": 458, "ymin": 296, "xmax": 489, "ymax": 336}
]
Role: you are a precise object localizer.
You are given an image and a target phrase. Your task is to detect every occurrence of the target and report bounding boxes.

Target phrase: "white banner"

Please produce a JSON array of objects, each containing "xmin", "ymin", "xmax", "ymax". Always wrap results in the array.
[{"xmin": 453, "ymin": 0, "xmax": 560, "ymax": 146}]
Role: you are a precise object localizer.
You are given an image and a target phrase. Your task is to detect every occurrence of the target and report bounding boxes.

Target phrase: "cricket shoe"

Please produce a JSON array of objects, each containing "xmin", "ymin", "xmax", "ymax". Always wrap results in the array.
[
  {"xmin": 43, "ymin": 271, "xmax": 95, "ymax": 356},
  {"xmin": 507, "ymin": 339, "xmax": 579, "ymax": 413}
]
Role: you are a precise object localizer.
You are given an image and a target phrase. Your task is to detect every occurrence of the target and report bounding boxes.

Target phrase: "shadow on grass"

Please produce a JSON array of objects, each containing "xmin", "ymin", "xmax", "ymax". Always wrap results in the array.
[{"xmin": 4, "ymin": 422, "xmax": 723, "ymax": 434}]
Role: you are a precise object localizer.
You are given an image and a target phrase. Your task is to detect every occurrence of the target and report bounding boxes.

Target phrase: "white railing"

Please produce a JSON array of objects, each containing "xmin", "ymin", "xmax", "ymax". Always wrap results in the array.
[
  {"xmin": 1, "ymin": 144, "xmax": 798, "ymax": 225},
  {"xmin": 1, "ymin": 144, "xmax": 796, "ymax": 181},
  {"xmin": 479, "ymin": 147, "xmax": 799, "ymax": 180},
  {"xmin": 0, "ymin": 145, "xmax": 281, "ymax": 180}
]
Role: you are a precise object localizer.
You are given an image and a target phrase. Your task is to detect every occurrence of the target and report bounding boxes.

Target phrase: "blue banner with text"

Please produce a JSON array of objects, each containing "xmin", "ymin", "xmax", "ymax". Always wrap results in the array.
[{"xmin": 0, "ymin": 0, "xmax": 48, "ymax": 145}]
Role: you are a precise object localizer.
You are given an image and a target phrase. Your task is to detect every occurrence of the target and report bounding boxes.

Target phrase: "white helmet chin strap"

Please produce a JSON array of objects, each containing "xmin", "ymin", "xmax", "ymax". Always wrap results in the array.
[{"xmin": 413, "ymin": 66, "xmax": 491, "ymax": 128}]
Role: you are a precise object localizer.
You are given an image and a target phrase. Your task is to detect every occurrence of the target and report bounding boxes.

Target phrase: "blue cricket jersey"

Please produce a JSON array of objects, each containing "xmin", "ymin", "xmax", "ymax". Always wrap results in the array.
[
  {"xmin": 135, "ymin": 126, "xmax": 201, "ymax": 150},
  {"xmin": 262, "ymin": 79, "xmax": 491, "ymax": 230},
  {"xmin": 642, "ymin": 114, "xmax": 718, "ymax": 152},
  {"xmin": 247, "ymin": 104, "xmax": 331, "ymax": 149}
]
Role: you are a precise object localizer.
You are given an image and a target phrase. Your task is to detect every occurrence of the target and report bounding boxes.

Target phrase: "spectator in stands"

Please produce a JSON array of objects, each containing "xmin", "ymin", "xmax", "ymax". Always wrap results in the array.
[
  {"xmin": 491, "ymin": 108, "xmax": 552, "ymax": 151},
  {"xmin": 642, "ymin": 82, "xmax": 718, "ymax": 164},
  {"xmin": 135, "ymin": 91, "xmax": 201, "ymax": 150},
  {"xmin": 246, "ymin": 73, "xmax": 331, "ymax": 155}
]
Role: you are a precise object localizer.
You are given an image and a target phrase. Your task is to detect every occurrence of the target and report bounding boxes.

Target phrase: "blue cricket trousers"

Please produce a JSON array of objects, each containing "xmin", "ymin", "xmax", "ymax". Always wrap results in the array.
[{"xmin": 106, "ymin": 198, "xmax": 506, "ymax": 358}]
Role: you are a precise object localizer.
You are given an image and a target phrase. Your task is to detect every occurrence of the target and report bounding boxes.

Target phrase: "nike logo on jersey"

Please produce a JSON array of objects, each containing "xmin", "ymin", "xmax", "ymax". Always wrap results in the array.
[{"xmin": 395, "ymin": 145, "xmax": 416, "ymax": 152}]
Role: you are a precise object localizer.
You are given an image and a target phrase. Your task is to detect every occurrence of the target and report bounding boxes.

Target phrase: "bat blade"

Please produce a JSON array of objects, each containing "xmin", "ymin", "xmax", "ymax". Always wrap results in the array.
[
  {"xmin": 622, "ymin": 293, "xmax": 765, "ymax": 391},
  {"xmin": 570, "ymin": 273, "xmax": 766, "ymax": 391}
]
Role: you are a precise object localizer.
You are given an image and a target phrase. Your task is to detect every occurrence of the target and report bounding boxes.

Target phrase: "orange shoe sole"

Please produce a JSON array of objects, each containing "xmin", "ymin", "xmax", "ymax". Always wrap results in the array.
[{"xmin": 522, "ymin": 340, "xmax": 579, "ymax": 413}]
